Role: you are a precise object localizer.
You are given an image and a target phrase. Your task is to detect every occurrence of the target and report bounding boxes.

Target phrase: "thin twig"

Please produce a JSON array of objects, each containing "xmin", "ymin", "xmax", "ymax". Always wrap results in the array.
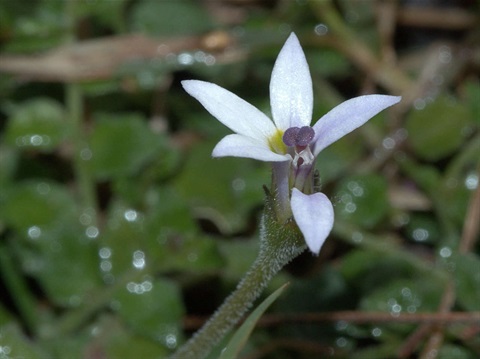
[{"xmin": 184, "ymin": 311, "xmax": 480, "ymax": 331}]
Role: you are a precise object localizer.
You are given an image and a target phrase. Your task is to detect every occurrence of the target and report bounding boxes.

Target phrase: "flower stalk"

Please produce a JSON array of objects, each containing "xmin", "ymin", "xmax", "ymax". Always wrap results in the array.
[{"xmin": 170, "ymin": 192, "xmax": 305, "ymax": 359}]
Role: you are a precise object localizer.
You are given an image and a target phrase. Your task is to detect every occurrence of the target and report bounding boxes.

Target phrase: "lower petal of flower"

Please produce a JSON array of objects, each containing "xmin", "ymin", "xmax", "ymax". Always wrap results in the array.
[{"xmin": 291, "ymin": 188, "xmax": 334, "ymax": 255}]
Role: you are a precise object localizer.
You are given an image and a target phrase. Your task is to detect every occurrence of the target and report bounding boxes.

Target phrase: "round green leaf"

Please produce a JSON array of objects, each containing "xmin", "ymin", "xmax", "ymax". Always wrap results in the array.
[
  {"xmin": 35, "ymin": 230, "xmax": 101, "ymax": 307},
  {"xmin": 4, "ymin": 98, "xmax": 68, "ymax": 151},
  {"xmin": 334, "ymin": 174, "xmax": 389, "ymax": 228},
  {"xmin": 0, "ymin": 180, "xmax": 77, "ymax": 234},
  {"xmin": 406, "ymin": 95, "xmax": 472, "ymax": 161},
  {"xmin": 451, "ymin": 253, "xmax": 480, "ymax": 311},
  {"xmin": 361, "ymin": 277, "xmax": 443, "ymax": 314},
  {"xmin": 88, "ymin": 113, "xmax": 162, "ymax": 179},
  {"xmin": 114, "ymin": 278, "xmax": 184, "ymax": 349},
  {"xmin": 174, "ymin": 141, "xmax": 266, "ymax": 234}
]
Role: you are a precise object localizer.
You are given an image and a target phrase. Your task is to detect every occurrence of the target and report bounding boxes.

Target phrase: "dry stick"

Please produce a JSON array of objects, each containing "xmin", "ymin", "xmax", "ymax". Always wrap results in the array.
[
  {"xmin": 418, "ymin": 281, "xmax": 457, "ymax": 359},
  {"xmin": 460, "ymin": 171, "xmax": 480, "ymax": 253},
  {"xmin": 184, "ymin": 311, "xmax": 480, "ymax": 331}
]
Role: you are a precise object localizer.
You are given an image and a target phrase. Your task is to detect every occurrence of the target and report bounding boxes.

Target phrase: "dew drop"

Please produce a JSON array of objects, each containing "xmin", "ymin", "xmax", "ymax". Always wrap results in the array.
[
  {"xmin": 438, "ymin": 46, "xmax": 452, "ymax": 64},
  {"xmin": 85, "ymin": 226, "xmax": 99, "ymax": 239},
  {"xmin": 27, "ymin": 226, "xmax": 42, "ymax": 240},
  {"xmin": 407, "ymin": 305, "xmax": 417, "ymax": 313},
  {"xmin": 465, "ymin": 173, "xmax": 478, "ymax": 190},
  {"xmin": 30, "ymin": 134, "xmax": 43, "ymax": 146},
  {"xmin": 80, "ymin": 148, "xmax": 92, "ymax": 161},
  {"xmin": 401, "ymin": 287, "xmax": 412, "ymax": 298},
  {"xmin": 126, "ymin": 280, "xmax": 152, "ymax": 294},
  {"xmin": 132, "ymin": 250, "xmax": 146, "ymax": 270},
  {"xmin": 335, "ymin": 321, "xmax": 348, "ymax": 331},
  {"xmin": 336, "ymin": 337, "xmax": 347, "ymax": 348},
  {"xmin": 391, "ymin": 303, "xmax": 402, "ymax": 314},
  {"xmin": 351, "ymin": 231, "xmax": 363, "ymax": 243},
  {"xmin": 414, "ymin": 98, "xmax": 426, "ymax": 110},
  {"xmin": 232, "ymin": 178, "xmax": 246, "ymax": 192},
  {"xmin": 124, "ymin": 209, "xmax": 138, "ymax": 222},
  {"xmin": 178, "ymin": 52, "xmax": 194, "ymax": 65},
  {"xmin": 165, "ymin": 333, "xmax": 178, "ymax": 349},
  {"xmin": 382, "ymin": 137, "xmax": 395, "ymax": 150},
  {"xmin": 79, "ymin": 213, "xmax": 91, "ymax": 226},
  {"xmin": 314, "ymin": 23, "xmax": 328, "ymax": 36},
  {"xmin": 345, "ymin": 202, "xmax": 357, "ymax": 213},
  {"xmin": 0, "ymin": 345, "xmax": 12, "ymax": 355},
  {"xmin": 412, "ymin": 228, "xmax": 429, "ymax": 242},
  {"xmin": 439, "ymin": 247, "xmax": 452, "ymax": 258},
  {"xmin": 100, "ymin": 260, "xmax": 112, "ymax": 272},
  {"xmin": 99, "ymin": 247, "xmax": 111, "ymax": 259}
]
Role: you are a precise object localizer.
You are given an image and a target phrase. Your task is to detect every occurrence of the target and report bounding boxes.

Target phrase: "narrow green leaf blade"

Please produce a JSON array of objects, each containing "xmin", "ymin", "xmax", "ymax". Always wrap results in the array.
[{"xmin": 219, "ymin": 282, "xmax": 290, "ymax": 359}]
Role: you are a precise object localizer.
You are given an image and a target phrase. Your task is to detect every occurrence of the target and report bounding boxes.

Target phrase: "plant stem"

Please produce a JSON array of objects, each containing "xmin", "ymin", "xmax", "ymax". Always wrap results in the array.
[
  {"xmin": 0, "ymin": 241, "xmax": 39, "ymax": 334},
  {"xmin": 170, "ymin": 202, "xmax": 305, "ymax": 359},
  {"xmin": 309, "ymin": 0, "xmax": 413, "ymax": 94},
  {"xmin": 64, "ymin": 0, "xmax": 98, "ymax": 222}
]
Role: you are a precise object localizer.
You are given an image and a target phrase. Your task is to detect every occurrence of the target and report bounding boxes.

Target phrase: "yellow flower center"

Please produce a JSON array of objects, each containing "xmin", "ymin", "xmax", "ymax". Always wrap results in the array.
[{"xmin": 268, "ymin": 129, "xmax": 287, "ymax": 154}]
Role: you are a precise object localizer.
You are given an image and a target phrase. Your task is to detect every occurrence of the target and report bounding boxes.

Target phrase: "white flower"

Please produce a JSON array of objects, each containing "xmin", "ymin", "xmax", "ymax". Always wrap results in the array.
[{"xmin": 182, "ymin": 33, "xmax": 401, "ymax": 254}]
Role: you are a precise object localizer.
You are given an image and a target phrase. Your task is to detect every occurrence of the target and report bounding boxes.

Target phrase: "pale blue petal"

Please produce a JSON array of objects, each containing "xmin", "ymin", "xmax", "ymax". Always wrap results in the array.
[
  {"xmin": 312, "ymin": 95, "xmax": 401, "ymax": 155},
  {"xmin": 270, "ymin": 33, "xmax": 313, "ymax": 130},
  {"xmin": 213, "ymin": 134, "xmax": 290, "ymax": 162},
  {"xmin": 291, "ymin": 189, "xmax": 334, "ymax": 255},
  {"xmin": 182, "ymin": 80, "xmax": 276, "ymax": 142}
]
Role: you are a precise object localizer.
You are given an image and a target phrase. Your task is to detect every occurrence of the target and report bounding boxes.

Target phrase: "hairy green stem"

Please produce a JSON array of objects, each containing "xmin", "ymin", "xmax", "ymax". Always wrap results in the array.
[{"xmin": 170, "ymin": 196, "xmax": 306, "ymax": 359}]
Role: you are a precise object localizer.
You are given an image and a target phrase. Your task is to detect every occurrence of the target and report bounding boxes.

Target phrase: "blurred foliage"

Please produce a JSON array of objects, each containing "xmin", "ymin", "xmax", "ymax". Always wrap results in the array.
[{"xmin": 0, "ymin": 0, "xmax": 479, "ymax": 358}]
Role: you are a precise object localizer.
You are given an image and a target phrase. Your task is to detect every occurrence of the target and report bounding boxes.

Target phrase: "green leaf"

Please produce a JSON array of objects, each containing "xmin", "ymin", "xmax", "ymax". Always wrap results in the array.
[
  {"xmin": 360, "ymin": 277, "xmax": 443, "ymax": 314},
  {"xmin": 464, "ymin": 79, "xmax": 480, "ymax": 124},
  {"xmin": 114, "ymin": 278, "xmax": 185, "ymax": 349},
  {"xmin": 76, "ymin": 0, "xmax": 128, "ymax": 32},
  {"xmin": 219, "ymin": 282, "xmax": 289, "ymax": 359},
  {"xmin": 404, "ymin": 214, "xmax": 440, "ymax": 244},
  {"xmin": 438, "ymin": 344, "xmax": 476, "ymax": 359},
  {"xmin": 34, "ymin": 229, "xmax": 101, "ymax": 307},
  {"xmin": 406, "ymin": 95, "xmax": 472, "ymax": 161},
  {"xmin": 88, "ymin": 112, "xmax": 162, "ymax": 179},
  {"xmin": 0, "ymin": 180, "xmax": 77, "ymax": 234},
  {"xmin": 144, "ymin": 187, "xmax": 224, "ymax": 273},
  {"xmin": 315, "ymin": 135, "xmax": 363, "ymax": 183},
  {"xmin": 0, "ymin": 323, "xmax": 48, "ymax": 359},
  {"xmin": 340, "ymin": 249, "xmax": 417, "ymax": 293},
  {"xmin": 175, "ymin": 141, "xmax": 266, "ymax": 234},
  {"xmin": 0, "ymin": 180, "xmax": 101, "ymax": 306},
  {"xmin": 0, "ymin": 145, "xmax": 18, "ymax": 187},
  {"xmin": 451, "ymin": 253, "xmax": 480, "ymax": 311},
  {"xmin": 129, "ymin": 0, "xmax": 214, "ymax": 36},
  {"xmin": 100, "ymin": 201, "xmax": 147, "ymax": 277},
  {"xmin": 334, "ymin": 174, "xmax": 389, "ymax": 228},
  {"xmin": 76, "ymin": 315, "xmax": 170, "ymax": 358},
  {"xmin": 3, "ymin": 0, "xmax": 65, "ymax": 52},
  {"xmin": 4, "ymin": 98, "xmax": 68, "ymax": 152}
]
